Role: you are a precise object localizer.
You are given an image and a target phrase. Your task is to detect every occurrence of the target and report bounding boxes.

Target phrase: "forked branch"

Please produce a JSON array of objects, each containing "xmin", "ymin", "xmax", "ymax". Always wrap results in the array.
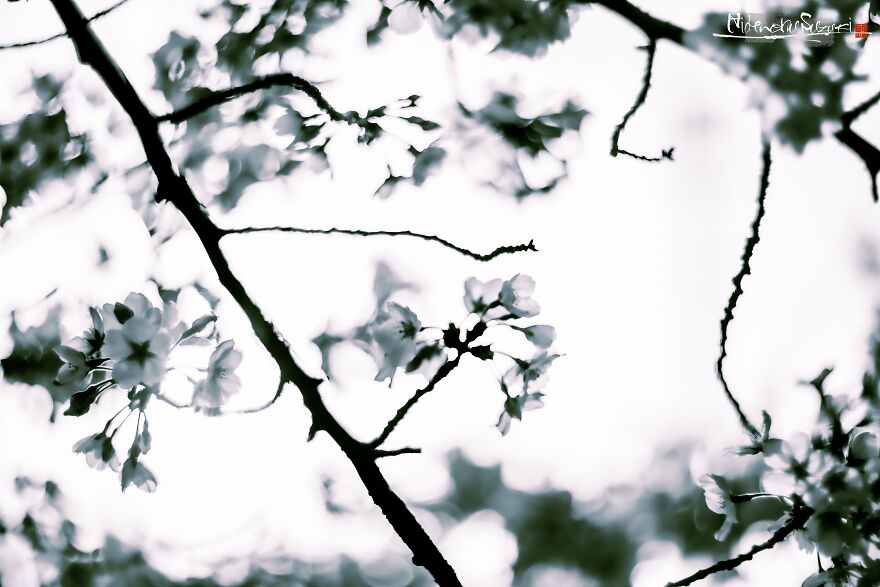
[
  {"xmin": 155, "ymin": 73, "xmax": 354, "ymax": 124},
  {"xmin": 0, "ymin": 0, "xmax": 132, "ymax": 51},
  {"xmin": 610, "ymin": 39, "xmax": 673, "ymax": 162},
  {"xmin": 591, "ymin": 0, "xmax": 880, "ymax": 201},
  {"xmin": 371, "ymin": 357, "xmax": 462, "ymax": 448},
  {"xmin": 48, "ymin": 1, "xmax": 462, "ymax": 584}
]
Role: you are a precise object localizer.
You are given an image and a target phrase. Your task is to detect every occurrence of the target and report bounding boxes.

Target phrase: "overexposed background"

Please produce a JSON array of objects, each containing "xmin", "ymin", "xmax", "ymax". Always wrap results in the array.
[{"xmin": 1, "ymin": 1, "xmax": 879, "ymax": 585}]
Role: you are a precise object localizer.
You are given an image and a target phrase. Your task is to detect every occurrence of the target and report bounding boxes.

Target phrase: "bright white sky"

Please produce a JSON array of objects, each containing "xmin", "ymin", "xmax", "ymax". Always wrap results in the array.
[{"xmin": 1, "ymin": 1, "xmax": 879, "ymax": 586}]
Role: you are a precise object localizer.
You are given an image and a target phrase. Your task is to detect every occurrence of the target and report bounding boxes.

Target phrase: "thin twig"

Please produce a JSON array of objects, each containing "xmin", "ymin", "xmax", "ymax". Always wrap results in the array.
[
  {"xmin": 0, "ymin": 0, "xmax": 131, "ymax": 51},
  {"xmin": 222, "ymin": 226, "xmax": 537, "ymax": 263},
  {"xmin": 716, "ymin": 141, "xmax": 771, "ymax": 439},
  {"xmin": 50, "ymin": 2, "xmax": 462, "ymax": 584},
  {"xmin": 154, "ymin": 393, "xmax": 191, "ymax": 409},
  {"xmin": 374, "ymin": 447, "xmax": 422, "ymax": 458},
  {"xmin": 155, "ymin": 73, "xmax": 354, "ymax": 124},
  {"xmin": 229, "ymin": 379, "xmax": 287, "ymax": 415},
  {"xmin": 371, "ymin": 357, "xmax": 461, "ymax": 448},
  {"xmin": 665, "ymin": 506, "xmax": 813, "ymax": 586},
  {"xmin": 841, "ymin": 88, "xmax": 880, "ymax": 127},
  {"xmin": 610, "ymin": 40, "xmax": 673, "ymax": 162},
  {"xmin": 590, "ymin": 0, "xmax": 880, "ymax": 202}
]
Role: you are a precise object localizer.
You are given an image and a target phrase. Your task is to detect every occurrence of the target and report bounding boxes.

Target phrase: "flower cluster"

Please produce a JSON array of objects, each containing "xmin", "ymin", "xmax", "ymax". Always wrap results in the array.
[
  {"xmin": 696, "ymin": 369, "xmax": 880, "ymax": 586},
  {"xmin": 55, "ymin": 292, "xmax": 244, "ymax": 492},
  {"xmin": 316, "ymin": 269, "xmax": 559, "ymax": 436}
]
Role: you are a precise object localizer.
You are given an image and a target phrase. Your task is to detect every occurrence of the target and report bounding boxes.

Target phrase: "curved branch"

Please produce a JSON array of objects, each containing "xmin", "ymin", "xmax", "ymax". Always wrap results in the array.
[
  {"xmin": 716, "ymin": 141, "xmax": 771, "ymax": 439},
  {"xmin": 610, "ymin": 40, "xmax": 673, "ymax": 162},
  {"xmin": 590, "ymin": 0, "xmax": 880, "ymax": 201},
  {"xmin": 49, "ymin": 2, "xmax": 462, "ymax": 584},
  {"xmin": 588, "ymin": 0, "xmax": 685, "ymax": 43},
  {"xmin": 0, "ymin": 0, "xmax": 131, "ymax": 51},
  {"xmin": 222, "ymin": 225, "xmax": 537, "ymax": 263},
  {"xmin": 371, "ymin": 357, "xmax": 461, "ymax": 448},
  {"xmin": 155, "ymin": 73, "xmax": 354, "ymax": 124},
  {"xmin": 665, "ymin": 506, "xmax": 813, "ymax": 586},
  {"xmin": 230, "ymin": 379, "xmax": 287, "ymax": 415}
]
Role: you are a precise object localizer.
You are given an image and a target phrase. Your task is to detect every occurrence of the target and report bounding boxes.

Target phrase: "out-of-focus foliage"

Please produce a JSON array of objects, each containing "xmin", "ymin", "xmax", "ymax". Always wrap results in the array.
[
  {"xmin": 433, "ymin": 450, "xmax": 780, "ymax": 586},
  {"xmin": 0, "ymin": 447, "xmax": 778, "ymax": 587},
  {"xmin": 0, "ymin": 475, "xmax": 430, "ymax": 587},
  {"xmin": 208, "ymin": 0, "xmax": 348, "ymax": 74},
  {"xmin": 461, "ymin": 93, "xmax": 586, "ymax": 158},
  {"xmin": 457, "ymin": 92, "xmax": 586, "ymax": 201},
  {"xmin": 688, "ymin": 0, "xmax": 868, "ymax": 151},
  {"xmin": 0, "ymin": 75, "xmax": 90, "ymax": 224},
  {"xmin": 1, "ymin": 307, "xmax": 78, "ymax": 420},
  {"xmin": 367, "ymin": 0, "xmax": 579, "ymax": 56},
  {"xmin": 441, "ymin": 0, "xmax": 577, "ymax": 56}
]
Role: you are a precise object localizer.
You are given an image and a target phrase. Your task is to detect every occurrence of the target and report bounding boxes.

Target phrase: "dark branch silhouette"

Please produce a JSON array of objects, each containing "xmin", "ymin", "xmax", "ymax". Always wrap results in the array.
[
  {"xmin": 836, "ymin": 88, "xmax": 880, "ymax": 202},
  {"xmin": 229, "ymin": 379, "xmax": 287, "ymax": 415},
  {"xmin": 665, "ymin": 505, "xmax": 813, "ymax": 586},
  {"xmin": 371, "ymin": 358, "xmax": 462, "ymax": 448},
  {"xmin": 588, "ymin": 0, "xmax": 685, "ymax": 43},
  {"xmin": 222, "ymin": 225, "xmax": 538, "ymax": 263},
  {"xmin": 591, "ymin": 0, "xmax": 880, "ymax": 201},
  {"xmin": 155, "ymin": 73, "xmax": 355, "ymax": 125},
  {"xmin": 0, "ymin": 0, "xmax": 131, "ymax": 51},
  {"xmin": 841, "ymin": 88, "xmax": 880, "ymax": 127},
  {"xmin": 48, "ymin": 2, "xmax": 462, "ymax": 584},
  {"xmin": 610, "ymin": 40, "xmax": 673, "ymax": 162},
  {"xmin": 716, "ymin": 141, "xmax": 771, "ymax": 439},
  {"xmin": 374, "ymin": 447, "xmax": 422, "ymax": 458}
]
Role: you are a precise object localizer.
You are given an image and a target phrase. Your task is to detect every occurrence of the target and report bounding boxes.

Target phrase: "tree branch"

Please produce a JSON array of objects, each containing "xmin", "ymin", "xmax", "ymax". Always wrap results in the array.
[
  {"xmin": 371, "ymin": 357, "xmax": 462, "ymax": 448},
  {"xmin": 610, "ymin": 39, "xmax": 673, "ymax": 162},
  {"xmin": 0, "ymin": 0, "xmax": 131, "ymax": 51},
  {"xmin": 590, "ymin": 0, "xmax": 880, "ymax": 201},
  {"xmin": 716, "ymin": 141, "xmax": 771, "ymax": 439},
  {"xmin": 49, "ymin": 2, "xmax": 461, "ymax": 584},
  {"xmin": 587, "ymin": 0, "xmax": 685, "ymax": 43},
  {"xmin": 841, "ymin": 88, "xmax": 880, "ymax": 127},
  {"xmin": 227, "ymin": 378, "xmax": 287, "ymax": 415},
  {"xmin": 836, "ymin": 88, "xmax": 880, "ymax": 202},
  {"xmin": 374, "ymin": 447, "xmax": 423, "ymax": 458},
  {"xmin": 155, "ymin": 73, "xmax": 355, "ymax": 125},
  {"xmin": 222, "ymin": 225, "xmax": 537, "ymax": 263},
  {"xmin": 665, "ymin": 506, "xmax": 813, "ymax": 587}
]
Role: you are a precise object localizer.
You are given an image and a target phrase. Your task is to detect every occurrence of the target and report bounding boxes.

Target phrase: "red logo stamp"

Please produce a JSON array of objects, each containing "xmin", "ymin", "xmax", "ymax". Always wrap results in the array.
[{"xmin": 855, "ymin": 23, "xmax": 869, "ymax": 38}]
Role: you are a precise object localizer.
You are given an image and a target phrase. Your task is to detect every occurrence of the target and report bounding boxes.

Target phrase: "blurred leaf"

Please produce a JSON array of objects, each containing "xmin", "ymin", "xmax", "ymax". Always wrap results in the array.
[
  {"xmin": 462, "ymin": 92, "xmax": 587, "ymax": 157},
  {"xmin": 443, "ymin": 0, "xmax": 577, "ymax": 55},
  {"xmin": 0, "ymin": 75, "xmax": 91, "ymax": 224},
  {"xmin": 1, "ymin": 308, "xmax": 77, "ymax": 418},
  {"xmin": 64, "ymin": 382, "xmax": 106, "ymax": 417}
]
